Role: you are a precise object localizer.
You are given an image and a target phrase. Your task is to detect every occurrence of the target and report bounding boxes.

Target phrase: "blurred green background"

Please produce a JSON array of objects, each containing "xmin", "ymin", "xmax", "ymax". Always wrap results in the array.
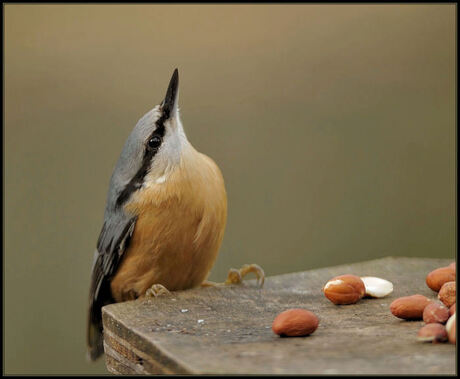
[{"xmin": 4, "ymin": 4, "xmax": 456, "ymax": 375}]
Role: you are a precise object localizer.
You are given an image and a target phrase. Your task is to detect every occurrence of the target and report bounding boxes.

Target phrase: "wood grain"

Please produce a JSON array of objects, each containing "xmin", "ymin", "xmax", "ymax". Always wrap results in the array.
[{"xmin": 102, "ymin": 257, "xmax": 456, "ymax": 375}]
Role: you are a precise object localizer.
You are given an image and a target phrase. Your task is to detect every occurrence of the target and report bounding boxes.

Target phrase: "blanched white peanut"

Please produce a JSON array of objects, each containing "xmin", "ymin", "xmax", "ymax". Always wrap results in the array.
[{"xmin": 360, "ymin": 276, "xmax": 393, "ymax": 298}]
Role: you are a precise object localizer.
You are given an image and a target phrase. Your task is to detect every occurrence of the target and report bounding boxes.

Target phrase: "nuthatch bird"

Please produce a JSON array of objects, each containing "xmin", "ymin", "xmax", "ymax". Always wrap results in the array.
[{"xmin": 87, "ymin": 69, "xmax": 264, "ymax": 361}]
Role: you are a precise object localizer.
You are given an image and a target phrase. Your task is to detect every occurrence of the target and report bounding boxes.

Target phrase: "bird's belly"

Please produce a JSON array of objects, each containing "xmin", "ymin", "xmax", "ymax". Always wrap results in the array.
[{"xmin": 110, "ymin": 205, "xmax": 223, "ymax": 302}]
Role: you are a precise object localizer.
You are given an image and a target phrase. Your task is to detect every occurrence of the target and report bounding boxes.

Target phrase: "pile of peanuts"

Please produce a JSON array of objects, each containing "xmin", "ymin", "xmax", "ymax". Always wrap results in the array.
[
  {"xmin": 389, "ymin": 262, "xmax": 456, "ymax": 344},
  {"xmin": 271, "ymin": 262, "xmax": 456, "ymax": 346}
]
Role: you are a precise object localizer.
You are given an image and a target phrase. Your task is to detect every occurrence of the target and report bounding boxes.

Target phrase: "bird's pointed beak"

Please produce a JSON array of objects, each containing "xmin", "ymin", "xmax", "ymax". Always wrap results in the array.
[{"xmin": 161, "ymin": 68, "xmax": 179, "ymax": 118}]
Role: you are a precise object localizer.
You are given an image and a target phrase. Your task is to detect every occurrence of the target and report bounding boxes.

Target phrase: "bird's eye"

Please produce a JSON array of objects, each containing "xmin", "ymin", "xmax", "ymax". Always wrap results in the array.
[{"xmin": 148, "ymin": 136, "xmax": 162, "ymax": 150}]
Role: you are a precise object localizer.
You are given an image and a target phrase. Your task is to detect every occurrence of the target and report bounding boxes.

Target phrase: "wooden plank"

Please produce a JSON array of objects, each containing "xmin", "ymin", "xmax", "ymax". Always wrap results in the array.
[{"xmin": 102, "ymin": 256, "xmax": 456, "ymax": 375}]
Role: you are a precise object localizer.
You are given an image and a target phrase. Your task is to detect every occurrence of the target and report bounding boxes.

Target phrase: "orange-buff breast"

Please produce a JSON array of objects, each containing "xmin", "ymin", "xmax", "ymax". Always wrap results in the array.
[{"xmin": 110, "ymin": 151, "xmax": 227, "ymax": 302}]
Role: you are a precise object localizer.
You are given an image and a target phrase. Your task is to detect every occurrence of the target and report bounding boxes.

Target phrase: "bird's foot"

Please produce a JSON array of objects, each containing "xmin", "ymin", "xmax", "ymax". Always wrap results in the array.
[
  {"xmin": 202, "ymin": 263, "xmax": 265, "ymax": 288},
  {"xmin": 225, "ymin": 263, "xmax": 265, "ymax": 287},
  {"xmin": 145, "ymin": 283, "xmax": 171, "ymax": 298}
]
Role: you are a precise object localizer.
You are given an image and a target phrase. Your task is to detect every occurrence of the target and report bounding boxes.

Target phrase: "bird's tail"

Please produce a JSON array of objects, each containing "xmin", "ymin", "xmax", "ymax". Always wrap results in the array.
[{"xmin": 86, "ymin": 300, "xmax": 104, "ymax": 361}]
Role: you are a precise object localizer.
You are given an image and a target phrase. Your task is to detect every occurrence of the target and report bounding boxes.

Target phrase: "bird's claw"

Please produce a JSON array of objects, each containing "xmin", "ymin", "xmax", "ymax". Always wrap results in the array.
[
  {"xmin": 225, "ymin": 263, "xmax": 265, "ymax": 288},
  {"xmin": 145, "ymin": 283, "xmax": 171, "ymax": 298}
]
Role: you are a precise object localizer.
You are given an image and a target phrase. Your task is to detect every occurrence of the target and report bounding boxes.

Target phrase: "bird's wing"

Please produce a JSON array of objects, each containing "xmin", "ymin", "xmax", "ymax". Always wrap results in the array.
[
  {"xmin": 91, "ymin": 212, "xmax": 137, "ymax": 300},
  {"xmin": 87, "ymin": 210, "xmax": 137, "ymax": 360}
]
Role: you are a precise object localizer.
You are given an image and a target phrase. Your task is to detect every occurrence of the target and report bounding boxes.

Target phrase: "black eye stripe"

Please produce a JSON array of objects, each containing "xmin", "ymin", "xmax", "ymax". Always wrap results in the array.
[
  {"xmin": 146, "ymin": 123, "xmax": 165, "ymax": 150},
  {"xmin": 115, "ymin": 113, "xmax": 168, "ymax": 208},
  {"xmin": 143, "ymin": 123, "xmax": 165, "ymax": 158}
]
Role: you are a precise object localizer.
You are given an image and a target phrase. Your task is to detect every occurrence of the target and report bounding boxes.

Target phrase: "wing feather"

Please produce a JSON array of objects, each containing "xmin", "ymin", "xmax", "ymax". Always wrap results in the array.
[{"xmin": 86, "ymin": 210, "xmax": 136, "ymax": 361}]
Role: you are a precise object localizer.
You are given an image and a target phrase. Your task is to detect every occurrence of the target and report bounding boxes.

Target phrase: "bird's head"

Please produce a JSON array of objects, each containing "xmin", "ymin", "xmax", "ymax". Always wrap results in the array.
[{"xmin": 108, "ymin": 69, "xmax": 191, "ymax": 210}]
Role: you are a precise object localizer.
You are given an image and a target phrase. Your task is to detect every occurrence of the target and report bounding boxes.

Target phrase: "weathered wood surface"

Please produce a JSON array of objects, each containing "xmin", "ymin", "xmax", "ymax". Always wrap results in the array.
[{"xmin": 102, "ymin": 257, "xmax": 456, "ymax": 375}]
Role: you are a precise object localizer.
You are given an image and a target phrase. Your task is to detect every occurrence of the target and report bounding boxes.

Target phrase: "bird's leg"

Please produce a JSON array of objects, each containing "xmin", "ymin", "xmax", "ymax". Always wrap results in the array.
[
  {"xmin": 145, "ymin": 283, "xmax": 171, "ymax": 298},
  {"xmin": 201, "ymin": 280, "xmax": 220, "ymax": 287},
  {"xmin": 201, "ymin": 264, "xmax": 265, "ymax": 288}
]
